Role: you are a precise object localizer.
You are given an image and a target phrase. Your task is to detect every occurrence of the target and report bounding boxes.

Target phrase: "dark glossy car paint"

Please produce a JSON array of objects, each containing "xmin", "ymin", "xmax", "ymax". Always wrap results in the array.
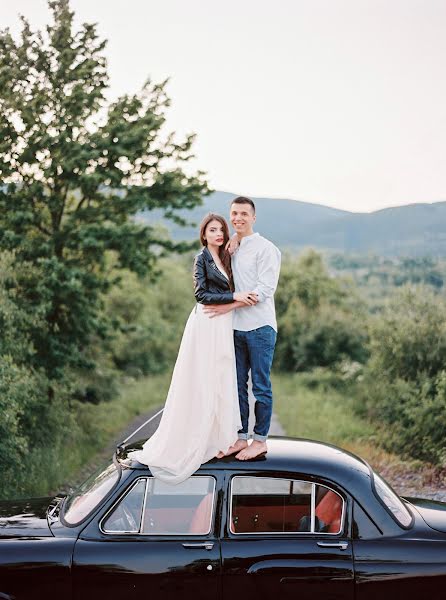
[{"xmin": 0, "ymin": 436, "xmax": 446, "ymax": 600}]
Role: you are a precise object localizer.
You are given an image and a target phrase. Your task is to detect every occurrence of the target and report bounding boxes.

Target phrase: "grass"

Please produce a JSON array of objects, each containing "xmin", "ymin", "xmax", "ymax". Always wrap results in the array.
[
  {"xmin": 272, "ymin": 372, "xmax": 424, "ymax": 479},
  {"xmin": 272, "ymin": 372, "xmax": 375, "ymax": 446}
]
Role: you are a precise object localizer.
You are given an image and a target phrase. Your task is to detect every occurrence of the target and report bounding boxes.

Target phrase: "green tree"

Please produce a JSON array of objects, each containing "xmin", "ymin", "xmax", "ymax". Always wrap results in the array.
[
  {"xmin": 0, "ymin": 252, "xmax": 72, "ymax": 493},
  {"xmin": 276, "ymin": 250, "xmax": 349, "ymax": 315},
  {"xmin": 104, "ymin": 256, "xmax": 194, "ymax": 379},
  {"xmin": 0, "ymin": 0, "xmax": 209, "ymax": 381},
  {"xmin": 275, "ymin": 250, "xmax": 368, "ymax": 371},
  {"xmin": 276, "ymin": 299, "xmax": 368, "ymax": 372},
  {"xmin": 367, "ymin": 286, "xmax": 446, "ymax": 381}
]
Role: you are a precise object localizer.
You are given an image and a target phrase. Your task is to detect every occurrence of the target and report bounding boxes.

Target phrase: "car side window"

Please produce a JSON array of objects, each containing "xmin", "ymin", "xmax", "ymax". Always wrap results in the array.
[
  {"xmin": 102, "ymin": 478, "xmax": 146, "ymax": 533},
  {"xmin": 101, "ymin": 476, "xmax": 216, "ymax": 536},
  {"xmin": 142, "ymin": 476, "xmax": 215, "ymax": 535},
  {"xmin": 230, "ymin": 476, "xmax": 344, "ymax": 535}
]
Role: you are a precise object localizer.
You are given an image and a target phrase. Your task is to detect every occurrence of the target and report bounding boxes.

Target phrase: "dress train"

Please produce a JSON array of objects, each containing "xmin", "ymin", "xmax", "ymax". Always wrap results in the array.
[{"xmin": 131, "ymin": 303, "xmax": 241, "ymax": 484}]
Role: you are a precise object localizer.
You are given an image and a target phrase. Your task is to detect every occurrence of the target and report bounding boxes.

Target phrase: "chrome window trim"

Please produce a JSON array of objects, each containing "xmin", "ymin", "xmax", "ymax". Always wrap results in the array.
[
  {"xmin": 140, "ymin": 475, "xmax": 150, "ymax": 533},
  {"xmin": 310, "ymin": 482, "xmax": 315, "ymax": 532},
  {"xmin": 99, "ymin": 475, "xmax": 216, "ymax": 537},
  {"xmin": 229, "ymin": 475, "xmax": 346, "ymax": 536}
]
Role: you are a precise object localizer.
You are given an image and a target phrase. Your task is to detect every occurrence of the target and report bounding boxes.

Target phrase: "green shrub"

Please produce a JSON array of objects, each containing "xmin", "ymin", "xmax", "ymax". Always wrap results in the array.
[
  {"xmin": 0, "ymin": 356, "xmax": 75, "ymax": 496},
  {"xmin": 357, "ymin": 370, "xmax": 446, "ymax": 464},
  {"xmin": 355, "ymin": 285, "xmax": 446, "ymax": 464},
  {"xmin": 276, "ymin": 299, "xmax": 368, "ymax": 371},
  {"xmin": 105, "ymin": 257, "xmax": 194, "ymax": 377},
  {"xmin": 367, "ymin": 286, "xmax": 446, "ymax": 381}
]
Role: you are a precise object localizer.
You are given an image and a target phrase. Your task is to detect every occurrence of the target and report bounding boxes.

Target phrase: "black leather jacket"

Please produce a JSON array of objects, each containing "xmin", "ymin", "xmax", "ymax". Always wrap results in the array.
[{"xmin": 193, "ymin": 246, "xmax": 234, "ymax": 305}]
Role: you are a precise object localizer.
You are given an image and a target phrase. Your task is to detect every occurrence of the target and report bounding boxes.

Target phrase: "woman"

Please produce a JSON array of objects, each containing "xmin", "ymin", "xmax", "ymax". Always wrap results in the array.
[{"xmin": 131, "ymin": 213, "xmax": 256, "ymax": 484}]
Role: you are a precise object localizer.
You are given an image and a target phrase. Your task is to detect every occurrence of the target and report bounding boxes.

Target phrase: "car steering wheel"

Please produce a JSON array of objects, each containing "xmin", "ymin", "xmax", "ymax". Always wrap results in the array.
[{"xmin": 120, "ymin": 504, "xmax": 138, "ymax": 532}]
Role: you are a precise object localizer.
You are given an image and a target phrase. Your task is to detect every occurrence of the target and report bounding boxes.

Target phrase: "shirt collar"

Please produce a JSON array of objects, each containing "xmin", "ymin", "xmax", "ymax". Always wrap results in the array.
[{"xmin": 239, "ymin": 232, "xmax": 259, "ymax": 246}]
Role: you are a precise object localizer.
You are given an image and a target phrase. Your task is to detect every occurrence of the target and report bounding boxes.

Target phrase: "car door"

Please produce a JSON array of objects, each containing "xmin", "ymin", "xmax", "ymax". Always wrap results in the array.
[
  {"xmin": 72, "ymin": 471, "xmax": 222, "ymax": 600},
  {"xmin": 221, "ymin": 472, "xmax": 354, "ymax": 600}
]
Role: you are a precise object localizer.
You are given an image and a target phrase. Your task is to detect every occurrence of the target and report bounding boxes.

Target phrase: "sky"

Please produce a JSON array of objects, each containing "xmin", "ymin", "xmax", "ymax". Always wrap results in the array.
[{"xmin": 2, "ymin": 0, "xmax": 446, "ymax": 213}]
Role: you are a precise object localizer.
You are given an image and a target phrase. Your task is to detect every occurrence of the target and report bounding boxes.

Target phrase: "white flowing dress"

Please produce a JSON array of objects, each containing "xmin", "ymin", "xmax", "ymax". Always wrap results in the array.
[{"xmin": 131, "ymin": 266, "xmax": 241, "ymax": 484}]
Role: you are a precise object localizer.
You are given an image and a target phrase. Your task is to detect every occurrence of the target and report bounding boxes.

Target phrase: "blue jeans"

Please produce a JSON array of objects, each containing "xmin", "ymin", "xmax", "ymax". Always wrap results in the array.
[{"xmin": 234, "ymin": 325, "xmax": 277, "ymax": 442}]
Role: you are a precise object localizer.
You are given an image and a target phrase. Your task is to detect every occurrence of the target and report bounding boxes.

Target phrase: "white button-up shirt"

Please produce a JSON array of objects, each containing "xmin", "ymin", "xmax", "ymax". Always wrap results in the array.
[{"xmin": 231, "ymin": 232, "xmax": 281, "ymax": 332}]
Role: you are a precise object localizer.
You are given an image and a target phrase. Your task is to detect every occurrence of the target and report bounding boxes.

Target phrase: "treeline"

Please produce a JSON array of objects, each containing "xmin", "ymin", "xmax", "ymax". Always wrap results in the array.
[
  {"xmin": 329, "ymin": 254, "xmax": 445, "ymax": 309},
  {"xmin": 274, "ymin": 250, "xmax": 446, "ymax": 466}
]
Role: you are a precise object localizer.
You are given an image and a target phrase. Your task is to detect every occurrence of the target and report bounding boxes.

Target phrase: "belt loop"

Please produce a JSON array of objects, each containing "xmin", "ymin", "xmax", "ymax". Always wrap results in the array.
[{"xmin": 195, "ymin": 303, "xmax": 198, "ymax": 314}]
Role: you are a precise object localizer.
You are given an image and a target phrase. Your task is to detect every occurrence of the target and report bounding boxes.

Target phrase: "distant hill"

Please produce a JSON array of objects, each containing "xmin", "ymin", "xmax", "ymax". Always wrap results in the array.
[{"xmin": 137, "ymin": 191, "xmax": 446, "ymax": 256}]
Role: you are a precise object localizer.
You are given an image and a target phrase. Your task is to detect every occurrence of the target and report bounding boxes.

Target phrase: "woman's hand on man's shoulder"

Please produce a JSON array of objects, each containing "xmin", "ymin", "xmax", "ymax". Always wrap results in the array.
[{"xmin": 225, "ymin": 234, "xmax": 239, "ymax": 255}]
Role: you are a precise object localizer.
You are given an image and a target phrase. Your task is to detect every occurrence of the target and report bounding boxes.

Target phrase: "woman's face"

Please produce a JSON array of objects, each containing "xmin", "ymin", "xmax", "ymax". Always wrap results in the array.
[{"xmin": 205, "ymin": 219, "xmax": 225, "ymax": 248}]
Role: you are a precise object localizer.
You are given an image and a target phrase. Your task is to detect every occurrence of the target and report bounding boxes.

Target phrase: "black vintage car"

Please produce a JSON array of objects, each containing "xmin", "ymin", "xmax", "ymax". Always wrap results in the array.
[{"xmin": 1, "ymin": 436, "xmax": 446, "ymax": 599}]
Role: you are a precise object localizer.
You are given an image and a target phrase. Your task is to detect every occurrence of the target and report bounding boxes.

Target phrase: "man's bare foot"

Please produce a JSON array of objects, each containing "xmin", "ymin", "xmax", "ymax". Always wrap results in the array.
[
  {"xmin": 236, "ymin": 440, "xmax": 267, "ymax": 460},
  {"xmin": 216, "ymin": 451, "xmax": 225, "ymax": 459},
  {"xmin": 224, "ymin": 439, "xmax": 248, "ymax": 456}
]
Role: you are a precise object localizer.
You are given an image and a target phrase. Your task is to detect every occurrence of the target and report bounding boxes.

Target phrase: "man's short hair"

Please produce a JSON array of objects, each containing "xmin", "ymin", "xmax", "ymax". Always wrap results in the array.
[{"xmin": 231, "ymin": 196, "xmax": 256, "ymax": 214}]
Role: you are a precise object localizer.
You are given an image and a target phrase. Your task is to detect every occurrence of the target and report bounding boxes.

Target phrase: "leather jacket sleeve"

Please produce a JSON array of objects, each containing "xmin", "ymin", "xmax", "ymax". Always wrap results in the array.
[{"xmin": 193, "ymin": 253, "xmax": 234, "ymax": 305}]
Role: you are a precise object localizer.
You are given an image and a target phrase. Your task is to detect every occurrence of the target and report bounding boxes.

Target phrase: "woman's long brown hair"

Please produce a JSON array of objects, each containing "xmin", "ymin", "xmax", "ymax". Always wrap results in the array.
[{"xmin": 199, "ymin": 213, "xmax": 234, "ymax": 291}]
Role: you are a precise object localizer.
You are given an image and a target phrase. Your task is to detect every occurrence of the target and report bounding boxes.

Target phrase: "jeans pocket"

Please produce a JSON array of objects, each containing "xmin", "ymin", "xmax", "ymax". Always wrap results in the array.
[{"xmin": 256, "ymin": 325, "xmax": 277, "ymax": 347}]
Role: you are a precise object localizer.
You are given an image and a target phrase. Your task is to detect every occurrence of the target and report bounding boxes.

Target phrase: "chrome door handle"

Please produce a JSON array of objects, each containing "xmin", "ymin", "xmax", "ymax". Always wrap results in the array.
[
  {"xmin": 317, "ymin": 541, "xmax": 348, "ymax": 550},
  {"xmin": 182, "ymin": 542, "xmax": 214, "ymax": 551}
]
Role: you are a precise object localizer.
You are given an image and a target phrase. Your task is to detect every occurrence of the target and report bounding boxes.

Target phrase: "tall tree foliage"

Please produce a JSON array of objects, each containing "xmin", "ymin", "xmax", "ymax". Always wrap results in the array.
[
  {"xmin": 0, "ymin": 0, "xmax": 209, "ymax": 379},
  {"xmin": 274, "ymin": 250, "xmax": 369, "ymax": 371}
]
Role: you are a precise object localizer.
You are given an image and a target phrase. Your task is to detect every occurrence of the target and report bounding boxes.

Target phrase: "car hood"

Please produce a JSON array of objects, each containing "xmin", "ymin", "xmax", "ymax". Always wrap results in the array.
[
  {"xmin": 405, "ymin": 496, "xmax": 446, "ymax": 533},
  {"xmin": 0, "ymin": 496, "xmax": 54, "ymax": 537}
]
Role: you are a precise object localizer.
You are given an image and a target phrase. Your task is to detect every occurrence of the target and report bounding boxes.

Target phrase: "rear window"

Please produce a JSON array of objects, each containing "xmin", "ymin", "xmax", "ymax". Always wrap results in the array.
[
  {"xmin": 230, "ymin": 476, "xmax": 344, "ymax": 534},
  {"xmin": 372, "ymin": 472, "xmax": 413, "ymax": 527}
]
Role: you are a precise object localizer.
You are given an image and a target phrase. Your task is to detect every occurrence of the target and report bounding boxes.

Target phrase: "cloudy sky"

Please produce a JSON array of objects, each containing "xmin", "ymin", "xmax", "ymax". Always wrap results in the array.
[{"xmin": 2, "ymin": 0, "xmax": 446, "ymax": 212}]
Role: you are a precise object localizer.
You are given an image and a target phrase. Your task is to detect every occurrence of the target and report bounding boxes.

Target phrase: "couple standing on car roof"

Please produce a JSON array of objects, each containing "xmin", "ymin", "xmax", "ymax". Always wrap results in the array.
[{"xmin": 132, "ymin": 196, "xmax": 281, "ymax": 483}]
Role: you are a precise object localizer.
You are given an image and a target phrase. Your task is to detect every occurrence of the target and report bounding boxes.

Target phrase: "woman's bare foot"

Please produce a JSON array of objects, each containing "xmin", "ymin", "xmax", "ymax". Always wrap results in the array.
[
  {"xmin": 236, "ymin": 440, "xmax": 267, "ymax": 460},
  {"xmin": 224, "ymin": 439, "xmax": 248, "ymax": 456}
]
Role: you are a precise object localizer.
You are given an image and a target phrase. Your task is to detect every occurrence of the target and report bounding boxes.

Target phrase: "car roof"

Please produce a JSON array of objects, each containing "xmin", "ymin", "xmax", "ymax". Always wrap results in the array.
[{"xmin": 119, "ymin": 436, "xmax": 373, "ymax": 495}]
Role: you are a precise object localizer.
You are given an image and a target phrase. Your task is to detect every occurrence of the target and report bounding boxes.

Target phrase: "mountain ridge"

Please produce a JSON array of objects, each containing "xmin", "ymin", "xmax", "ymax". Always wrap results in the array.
[{"xmin": 137, "ymin": 191, "xmax": 446, "ymax": 256}]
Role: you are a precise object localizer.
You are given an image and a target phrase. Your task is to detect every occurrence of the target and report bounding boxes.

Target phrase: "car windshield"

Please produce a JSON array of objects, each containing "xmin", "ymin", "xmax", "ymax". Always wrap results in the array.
[
  {"xmin": 372, "ymin": 471, "xmax": 412, "ymax": 527},
  {"xmin": 63, "ymin": 461, "xmax": 120, "ymax": 525}
]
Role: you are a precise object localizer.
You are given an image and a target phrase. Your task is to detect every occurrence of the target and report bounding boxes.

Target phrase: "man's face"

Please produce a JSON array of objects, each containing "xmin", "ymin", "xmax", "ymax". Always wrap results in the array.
[{"xmin": 230, "ymin": 202, "xmax": 256, "ymax": 236}]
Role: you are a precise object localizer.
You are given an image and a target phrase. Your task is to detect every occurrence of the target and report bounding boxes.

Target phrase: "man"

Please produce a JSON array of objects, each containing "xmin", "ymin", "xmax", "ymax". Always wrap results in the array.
[{"xmin": 204, "ymin": 196, "xmax": 281, "ymax": 460}]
